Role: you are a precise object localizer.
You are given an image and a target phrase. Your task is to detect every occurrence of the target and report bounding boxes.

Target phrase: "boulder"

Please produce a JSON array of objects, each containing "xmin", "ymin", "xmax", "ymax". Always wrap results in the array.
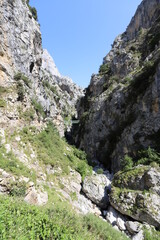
[
  {"xmin": 24, "ymin": 186, "xmax": 48, "ymax": 206},
  {"xmin": 125, "ymin": 221, "xmax": 142, "ymax": 235},
  {"xmin": 82, "ymin": 172, "xmax": 111, "ymax": 208},
  {"xmin": 132, "ymin": 230, "xmax": 144, "ymax": 240},
  {"xmin": 110, "ymin": 166, "xmax": 160, "ymax": 229}
]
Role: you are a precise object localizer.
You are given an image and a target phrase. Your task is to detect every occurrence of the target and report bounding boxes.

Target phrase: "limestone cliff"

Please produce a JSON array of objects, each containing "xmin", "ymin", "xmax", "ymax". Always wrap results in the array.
[
  {"xmin": 0, "ymin": 0, "xmax": 83, "ymax": 136},
  {"xmin": 74, "ymin": 0, "xmax": 160, "ymax": 172}
]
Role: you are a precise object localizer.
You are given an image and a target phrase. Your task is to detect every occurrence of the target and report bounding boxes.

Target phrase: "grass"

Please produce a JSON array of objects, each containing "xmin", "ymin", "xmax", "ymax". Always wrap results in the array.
[
  {"xmin": 14, "ymin": 72, "xmax": 31, "ymax": 88},
  {"xmin": 0, "ymin": 144, "xmax": 36, "ymax": 181},
  {"xmin": 31, "ymin": 98, "xmax": 46, "ymax": 119},
  {"xmin": 18, "ymin": 106, "xmax": 35, "ymax": 122},
  {"xmin": 0, "ymin": 99, "xmax": 6, "ymax": 107},
  {"xmin": 20, "ymin": 122, "xmax": 92, "ymax": 178},
  {"xmin": 0, "ymin": 195, "xmax": 128, "ymax": 240}
]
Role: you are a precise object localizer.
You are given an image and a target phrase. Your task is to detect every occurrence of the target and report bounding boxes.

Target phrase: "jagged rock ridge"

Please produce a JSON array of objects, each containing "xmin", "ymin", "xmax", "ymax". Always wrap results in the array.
[
  {"xmin": 74, "ymin": 0, "xmax": 160, "ymax": 172},
  {"xmin": 0, "ymin": 0, "xmax": 83, "ymax": 136}
]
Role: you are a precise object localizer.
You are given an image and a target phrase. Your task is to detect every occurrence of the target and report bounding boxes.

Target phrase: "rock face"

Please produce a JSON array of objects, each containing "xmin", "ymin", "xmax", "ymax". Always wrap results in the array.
[
  {"xmin": 0, "ymin": 0, "xmax": 83, "ymax": 136},
  {"xmin": 110, "ymin": 166, "xmax": 160, "ymax": 229},
  {"xmin": 73, "ymin": 0, "xmax": 160, "ymax": 172},
  {"xmin": 82, "ymin": 171, "xmax": 112, "ymax": 209}
]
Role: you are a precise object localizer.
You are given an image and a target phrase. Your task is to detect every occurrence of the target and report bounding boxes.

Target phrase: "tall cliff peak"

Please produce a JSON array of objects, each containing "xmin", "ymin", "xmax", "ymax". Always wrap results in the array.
[
  {"xmin": 42, "ymin": 49, "xmax": 61, "ymax": 77},
  {"xmin": 0, "ymin": 0, "xmax": 83, "ymax": 136},
  {"xmin": 74, "ymin": 0, "xmax": 160, "ymax": 172}
]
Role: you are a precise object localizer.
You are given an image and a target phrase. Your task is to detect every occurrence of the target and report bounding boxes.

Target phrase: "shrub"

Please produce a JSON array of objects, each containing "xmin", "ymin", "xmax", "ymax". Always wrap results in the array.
[
  {"xmin": 32, "ymin": 99, "xmax": 46, "ymax": 119},
  {"xmin": 137, "ymin": 147, "xmax": 160, "ymax": 166},
  {"xmin": 9, "ymin": 182, "xmax": 27, "ymax": 197},
  {"xmin": 0, "ymin": 99, "xmax": 6, "ymax": 107},
  {"xmin": 121, "ymin": 155, "xmax": 133, "ymax": 171},
  {"xmin": 99, "ymin": 64, "xmax": 110, "ymax": 74},
  {"xmin": 14, "ymin": 72, "xmax": 22, "ymax": 81},
  {"xmin": 17, "ymin": 82, "xmax": 25, "ymax": 101},
  {"xmin": 26, "ymin": 0, "xmax": 38, "ymax": 21},
  {"xmin": 19, "ymin": 107, "xmax": 35, "ymax": 122},
  {"xmin": 0, "ymin": 86, "xmax": 7, "ymax": 94},
  {"xmin": 0, "ymin": 196, "xmax": 128, "ymax": 240},
  {"xmin": 73, "ymin": 147, "xmax": 87, "ymax": 160},
  {"xmin": 14, "ymin": 72, "xmax": 31, "ymax": 88},
  {"xmin": 97, "ymin": 168, "xmax": 104, "ymax": 174}
]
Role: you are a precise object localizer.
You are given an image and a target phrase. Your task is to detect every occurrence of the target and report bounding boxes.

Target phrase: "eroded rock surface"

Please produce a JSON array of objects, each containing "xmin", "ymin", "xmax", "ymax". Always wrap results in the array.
[
  {"xmin": 82, "ymin": 171, "xmax": 112, "ymax": 209},
  {"xmin": 110, "ymin": 166, "xmax": 160, "ymax": 229}
]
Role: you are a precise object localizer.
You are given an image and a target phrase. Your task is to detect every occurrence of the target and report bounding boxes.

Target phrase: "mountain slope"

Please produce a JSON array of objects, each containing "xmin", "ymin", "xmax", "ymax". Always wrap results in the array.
[{"xmin": 74, "ymin": 0, "xmax": 160, "ymax": 172}]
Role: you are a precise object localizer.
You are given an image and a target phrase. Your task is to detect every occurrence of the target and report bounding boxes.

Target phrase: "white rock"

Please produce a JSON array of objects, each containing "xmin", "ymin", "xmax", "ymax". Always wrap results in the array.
[
  {"xmin": 132, "ymin": 230, "xmax": 144, "ymax": 240},
  {"xmin": 24, "ymin": 187, "xmax": 48, "ymax": 206},
  {"xmin": 126, "ymin": 221, "xmax": 142, "ymax": 235},
  {"xmin": 117, "ymin": 217, "xmax": 126, "ymax": 231},
  {"xmin": 5, "ymin": 144, "xmax": 11, "ymax": 153}
]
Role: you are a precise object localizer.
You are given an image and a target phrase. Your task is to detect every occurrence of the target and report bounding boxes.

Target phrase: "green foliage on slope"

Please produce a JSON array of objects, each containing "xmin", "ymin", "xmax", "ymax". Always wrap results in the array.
[
  {"xmin": 121, "ymin": 147, "xmax": 160, "ymax": 171},
  {"xmin": 20, "ymin": 122, "xmax": 92, "ymax": 178},
  {"xmin": 0, "ymin": 195, "xmax": 128, "ymax": 240}
]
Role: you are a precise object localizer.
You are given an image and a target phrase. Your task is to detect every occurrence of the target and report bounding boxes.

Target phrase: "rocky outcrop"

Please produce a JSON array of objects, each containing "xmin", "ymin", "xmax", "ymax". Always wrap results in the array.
[
  {"xmin": 82, "ymin": 171, "xmax": 112, "ymax": 209},
  {"xmin": 73, "ymin": 0, "xmax": 160, "ymax": 172},
  {"xmin": 110, "ymin": 166, "xmax": 160, "ymax": 229},
  {"xmin": 24, "ymin": 182, "xmax": 48, "ymax": 206},
  {"xmin": 0, "ymin": 0, "xmax": 83, "ymax": 137},
  {"xmin": 41, "ymin": 49, "xmax": 84, "ymax": 135}
]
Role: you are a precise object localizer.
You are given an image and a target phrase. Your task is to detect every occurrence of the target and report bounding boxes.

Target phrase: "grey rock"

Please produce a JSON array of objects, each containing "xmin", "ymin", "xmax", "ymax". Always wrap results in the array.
[
  {"xmin": 117, "ymin": 217, "xmax": 126, "ymax": 231},
  {"xmin": 82, "ymin": 172, "xmax": 111, "ymax": 208},
  {"xmin": 74, "ymin": 0, "xmax": 160, "ymax": 173},
  {"xmin": 132, "ymin": 230, "xmax": 144, "ymax": 240},
  {"xmin": 125, "ymin": 221, "xmax": 142, "ymax": 235},
  {"xmin": 110, "ymin": 166, "xmax": 160, "ymax": 229},
  {"xmin": 24, "ymin": 187, "xmax": 48, "ymax": 206}
]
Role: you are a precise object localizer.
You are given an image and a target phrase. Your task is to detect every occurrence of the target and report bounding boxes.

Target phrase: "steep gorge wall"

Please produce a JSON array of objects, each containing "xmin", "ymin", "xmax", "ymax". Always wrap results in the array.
[
  {"xmin": 74, "ymin": 0, "xmax": 160, "ymax": 172},
  {"xmin": 0, "ymin": 0, "xmax": 83, "ymax": 136}
]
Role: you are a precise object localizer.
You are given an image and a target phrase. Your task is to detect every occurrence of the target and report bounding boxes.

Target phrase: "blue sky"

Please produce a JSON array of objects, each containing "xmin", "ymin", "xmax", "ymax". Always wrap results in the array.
[{"xmin": 30, "ymin": 0, "xmax": 142, "ymax": 88}]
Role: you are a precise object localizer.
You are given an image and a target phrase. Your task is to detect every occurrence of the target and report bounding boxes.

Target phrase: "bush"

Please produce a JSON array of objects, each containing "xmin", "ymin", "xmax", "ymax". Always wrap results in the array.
[
  {"xmin": 99, "ymin": 64, "xmax": 110, "ymax": 74},
  {"xmin": 9, "ymin": 182, "xmax": 27, "ymax": 197},
  {"xmin": 0, "ymin": 196, "xmax": 128, "ymax": 240},
  {"xmin": 121, "ymin": 155, "xmax": 133, "ymax": 171},
  {"xmin": 17, "ymin": 82, "xmax": 25, "ymax": 101},
  {"xmin": 26, "ymin": 1, "xmax": 38, "ymax": 21},
  {"xmin": 14, "ymin": 72, "xmax": 31, "ymax": 88},
  {"xmin": 97, "ymin": 168, "xmax": 104, "ymax": 174},
  {"xmin": 32, "ymin": 99, "xmax": 46, "ymax": 119},
  {"xmin": 137, "ymin": 147, "xmax": 160, "ymax": 166},
  {"xmin": 73, "ymin": 147, "xmax": 87, "ymax": 160},
  {"xmin": 0, "ymin": 99, "xmax": 6, "ymax": 107}
]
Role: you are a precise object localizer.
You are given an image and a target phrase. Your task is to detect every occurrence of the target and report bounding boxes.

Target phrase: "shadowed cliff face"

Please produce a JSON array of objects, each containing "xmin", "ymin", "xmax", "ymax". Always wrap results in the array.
[{"xmin": 74, "ymin": 0, "xmax": 160, "ymax": 172}]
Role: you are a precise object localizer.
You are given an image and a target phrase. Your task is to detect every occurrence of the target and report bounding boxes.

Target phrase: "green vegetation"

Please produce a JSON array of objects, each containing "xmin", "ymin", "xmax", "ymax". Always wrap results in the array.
[
  {"xmin": 0, "ymin": 144, "xmax": 36, "ymax": 181},
  {"xmin": 0, "ymin": 195, "xmax": 128, "ymax": 240},
  {"xmin": 14, "ymin": 72, "xmax": 31, "ymax": 101},
  {"xmin": 14, "ymin": 72, "xmax": 31, "ymax": 88},
  {"xmin": 120, "ymin": 147, "xmax": 160, "ymax": 171},
  {"xmin": 99, "ymin": 64, "xmax": 111, "ymax": 75},
  {"xmin": 17, "ymin": 82, "xmax": 25, "ymax": 101},
  {"xmin": 31, "ymin": 98, "xmax": 46, "ymax": 119},
  {"xmin": 137, "ymin": 147, "xmax": 160, "ymax": 166},
  {"xmin": 0, "ymin": 86, "xmax": 7, "ymax": 95},
  {"xmin": 144, "ymin": 228, "xmax": 160, "ymax": 240},
  {"xmin": 0, "ymin": 99, "xmax": 6, "ymax": 107},
  {"xmin": 113, "ymin": 165, "xmax": 150, "ymax": 187},
  {"xmin": 42, "ymin": 80, "xmax": 57, "ymax": 94},
  {"xmin": 26, "ymin": 0, "xmax": 38, "ymax": 21},
  {"xmin": 120, "ymin": 155, "xmax": 133, "ymax": 171},
  {"xmin": 97, "ymin": 168, "xmax": 104, "ymax": 174},
  {"xmin": 18, "ymin": 106, "xmax": 35, "ymax": 122},
  {"xmin": 9, "ymin": 181, "xmax": 27, "ymax": 197},
  {"xmin": 20, "ymin": 122, "xmax": 92, "ymax": 177}
]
